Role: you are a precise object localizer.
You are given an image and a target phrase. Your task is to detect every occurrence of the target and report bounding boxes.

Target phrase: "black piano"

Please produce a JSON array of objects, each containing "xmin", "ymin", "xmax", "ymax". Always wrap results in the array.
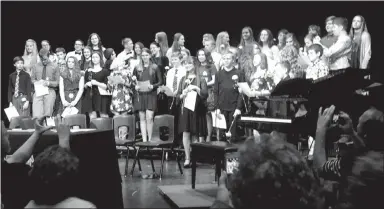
[{"xmin": 239, "ymin": 68, "xmax": 374, "ymax": 138}]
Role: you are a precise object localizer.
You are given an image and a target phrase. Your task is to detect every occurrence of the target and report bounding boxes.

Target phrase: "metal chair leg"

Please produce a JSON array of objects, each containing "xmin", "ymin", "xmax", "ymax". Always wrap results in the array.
[
  {"xmin": 160, "ymin": 149, "xmax": 165, "ymax": 179},
  {"xmin": 134, "ymin": 146, "xmax": 142, "ymax": 171},
  {"xmin": 131, "ymin": 147, "xmax": 141, "ymax": 176},
  {"xmin": 148, "ymin": 147, "xmax": 156, "ymax": 173},
  {"xmin": 124, "ymin": 145, "xmax": 129, "ymax": 177},
  {"xmin": 176, "ymin": 151, "xmax": 183, "ymax": 175}
]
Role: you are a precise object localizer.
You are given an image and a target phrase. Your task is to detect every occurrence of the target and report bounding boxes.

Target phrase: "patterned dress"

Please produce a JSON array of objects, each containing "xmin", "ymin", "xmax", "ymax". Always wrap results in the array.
[{"xmin": 108, "ymin": 69, "xmax": 134, "ymax": 114}]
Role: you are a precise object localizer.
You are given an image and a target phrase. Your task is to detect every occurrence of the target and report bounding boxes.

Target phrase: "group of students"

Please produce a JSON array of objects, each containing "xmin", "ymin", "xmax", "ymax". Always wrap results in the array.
[{"xmin": 7, "ymin": 15, "xmax": 371, "ymax": 167}]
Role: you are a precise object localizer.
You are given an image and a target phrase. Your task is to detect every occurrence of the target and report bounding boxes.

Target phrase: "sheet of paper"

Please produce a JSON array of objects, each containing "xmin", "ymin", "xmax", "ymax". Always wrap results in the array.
[
  {"xmin": 184, "ymin": 91, "xmax": 197, "ymax": 112},
  {"xmin": 159, "ymin": 86, "xmax": 175, "ymax": 97},
  {"xmin": 4, "ymin": 105, "xmax": 20, "ymax": 121},
  {"xmin": 238, "ymin": 82, "xmax": 254, "ymax": 97},
  {"xmin": 308, "ymin": 136, "xmax": 315, "ymax": 159},
  {"xmin": 211, "ymin": 112, "xmax": 227, "ymax": 129},
  {"xmin": 34, "ymin": 81, "xmax": 49, "ymax": 97},
  {"xmin": 61, "ymin": 107, "xmax": 79, "ymax": 118},
  {"xmin": 98, "ymin": 86, "xmax": 111, "ymax": 95},
  {"xmin": 46, "ymin": 117, "xmax": 55, "ymax": 127},
  {"xmin": 137, "ymin": 80, "xmax": 151, "ymax": 92}
]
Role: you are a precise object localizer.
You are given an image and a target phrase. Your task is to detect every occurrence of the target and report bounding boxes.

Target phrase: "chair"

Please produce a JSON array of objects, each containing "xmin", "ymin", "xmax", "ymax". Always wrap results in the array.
[
  {"xmin": 64, "ymin": 114, "xmax": 87, "ymax": 129},
  {"xmin": 113, "ymin": 115, "xmax": 141, "ymax": 177},
  {"xmin": 20, "ymin": 117, "xmax": 36, "ymax": 130},
  {"xmin": 131, "ymin": 114, "xmax": 183, "ymax": 179},
  {"xmin": 90, "ymin": 118, "xmax": 113, "ymax": 130},
  {"xmin": 9, "ymin": 116, "xmax": 30, "ymax": 129}
]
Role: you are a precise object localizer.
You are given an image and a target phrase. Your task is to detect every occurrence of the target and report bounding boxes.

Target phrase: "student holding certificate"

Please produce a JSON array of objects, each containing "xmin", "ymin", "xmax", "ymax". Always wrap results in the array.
[
  {"xmin": 176, "ymin": 57, "xmax": 208, "ymax": 168},
  {"xmin": 132, "ymin": 48, "xmax": 163, "ymax": 142}
]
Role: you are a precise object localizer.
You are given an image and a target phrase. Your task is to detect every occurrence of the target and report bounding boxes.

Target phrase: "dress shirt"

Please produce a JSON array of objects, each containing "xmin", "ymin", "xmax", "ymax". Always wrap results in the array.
[
  {"xmin": 66, "ymin": 50, "xmax": 83, "ymax": 62},
  {"xmin": 306, "ymin": 59, "xmax": 329, "ymax": 80},
  {"xmin": 30, "ymin": 62, "xmax": 60, "ymax": 87},
  {"xmin": 324, "ymin": 32, "xmax": 352, "ymax": 71},
  {"xmin": 166, "ymin": 66, "xmax": 187, "ymax": 93}
]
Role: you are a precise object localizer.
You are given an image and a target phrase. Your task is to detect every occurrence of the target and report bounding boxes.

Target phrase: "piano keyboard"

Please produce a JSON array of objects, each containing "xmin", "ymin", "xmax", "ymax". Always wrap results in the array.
[{"xmin": 240, "ymin": 116, "xmax": 292, "ymax": 124}]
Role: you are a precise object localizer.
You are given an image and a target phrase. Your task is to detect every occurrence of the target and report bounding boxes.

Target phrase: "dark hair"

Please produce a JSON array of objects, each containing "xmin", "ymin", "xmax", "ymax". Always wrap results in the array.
[
  {"xmin": 230, "ymin": 136, "xmax": 321, "ymax": 209},
  {"xmin": 29, "ymin": 145, "xmax": 80, "ymax": 205},
  {"xmin": 258, "ymin": 29, "xmax": 275, "ymax": 48},
  {"xmin": 308, "ymin": 44, "xmax": 324, "ymax": 57},
  {"xmin": 325, "ymin": 16, "xmax": 336, "ymax": 24},
  {"xmin": 333, "ymin": 17, "xmax": 348, "ymax": 31},
  {"xmin": 196, "ymin": 48, "xmax": 214, "ymax": 67},
  {"xmin": 308, "ymin": 25, "xmax": 321, "ymax": 37},
  {"xmin": 39, "ymin": 48, "xmax": 50, "ymax": 58},
  {"xmin": 87, "ymin": 33, "xmax": 103, "ymax": 49},
  {"xmin": 55, "ymin": 47, "xmax": 66, "ymax": 54},
  {"xmin": 339, "ymin": 151, "xmax": 384, "ymax": 209},
  {"xmin": 13, "ymin": 56, "xmax": 24, "ymax": 64}
]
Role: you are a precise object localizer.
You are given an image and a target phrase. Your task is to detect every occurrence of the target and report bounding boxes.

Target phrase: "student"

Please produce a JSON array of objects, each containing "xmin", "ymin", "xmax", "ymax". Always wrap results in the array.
[
  {"xmin": 53, "ymin": 47, "xmax": 67, "ymax": 116},
  {"xmin": 80, "ymin": 46, "xmax": 92, "ymax": 71},
  {"xmin": 103, "ymin": 48, "xmax": 116, "ymax": 71},
  {"xmin": 41, "ymin": 40, "xmax": 58, "ymax": 66},
  {"xmin": 166, "ymin": 33, "xmax": 187, "ymax": 63},
  {"xmin": 196, "ymin": 48, "xmax": 217, "ymax": 142},
  {"xmin": 132, "ymin": 48, "xmax": 163, "ymax": 142},
  {"xmin": 213, "ymin": 52, "xmax": 244, "ymax": 143},
  {"xmin": 110, "ymin": 38, "xmax": 136, "ymax": 71},
  {"xmin": 81, "ymin": 51, "xmax": 110, "ymax": 120},
  {"xmin": 162, "ymin": 52, "xmax": 187, "ymax": 137},
  {"xmin": 258, "ymin": 29, "xmax": 280, "ymax": 74},
  {"xmin": 276, "ymin": 29, "xmax": 289, "ymax": 51},
  {"xmin": 155, "ymin": 32, "xmax": 169, "ymax": 57},
  {"xmin": 177, "ymin": 57, "xmax": 208, "ymax": 167},
  {"xmin": 22, "ymin": 39, "xmax": 39, "ymax": 76},
  {"xmin": 349, "ymin": 15, "xmax": 371, "ymax": 69},
  {"xmin": 59, "ymin": 56, "xmax": 84, "ymax": 115},
  {"xmin": 321, "ymin": 16, "xmax": 338, "ymax": 48},
  {"xmin": 202, "ymin": 33, "xmax": 215, "ymax": 47},
  {"xmin": 55, "ymin": 48, "xmax": 67, "ymax": 73},
  {"xmin": 66, "ymin": 39, "xmax": 84, "ymax": 62},
  {"xmin": 8, "ymin": 56, "xmax": 32, "ymax": 117},
  {"xmin": 87, "ymin": 33, "xmax": 106, "ymax": 62},
  {"xmin": 31, "ymin": 48, "xmax": 60, "ymax": 117},
  {"xmin": 306, "ymin": 44, "xmax": 329, "ymax": 80}
]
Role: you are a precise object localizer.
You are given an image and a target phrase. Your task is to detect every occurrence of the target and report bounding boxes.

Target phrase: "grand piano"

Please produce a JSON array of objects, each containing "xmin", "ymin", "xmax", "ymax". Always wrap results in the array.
[{"xmin": 238, "ymin": 68, "xmax": 376, "ymax": 138}]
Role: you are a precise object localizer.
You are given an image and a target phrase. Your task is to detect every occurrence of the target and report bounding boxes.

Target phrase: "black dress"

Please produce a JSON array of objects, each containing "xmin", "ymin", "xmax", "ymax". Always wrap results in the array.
[
  {"xmin": 81, "ymin": 68, "xmax": 111, "ymax": 114},
  {"xmin": 177, "ymin": 75, "xmax": 208, "ymax": 137},
  {"xmin": 133, "ymin": 64, "xmax": 163, "ymax": 112}
]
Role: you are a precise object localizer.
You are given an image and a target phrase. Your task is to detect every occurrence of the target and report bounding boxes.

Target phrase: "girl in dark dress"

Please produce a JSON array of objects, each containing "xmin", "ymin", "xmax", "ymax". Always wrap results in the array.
[
  {"xmin": 87, "ymin": 33, "xmax": 106, "ymax": 62},
  {"xmin": 150, "ymin": 42, "xmax": 169, "ymax": 115},
  {"xmin": 196, "ymin": 48, "xmax": 217, "ymax": 142},
  {"xmin": 81, "ymin": 51, "xmax": 111, "ymax": 120},
  {"xmin": 132, "ymin": 48, "xmax": 163, "ymax": 142},
  {"xmin": 80, "ymin": 46, "xmax": 92, "ymax": 72},
  {"xmin": 177, "ymin": 57, "xmax": 208, "ymax": 168},
  {"xmin": 59, "ymin": 56, "xmax": 84, "ymax": 115}
]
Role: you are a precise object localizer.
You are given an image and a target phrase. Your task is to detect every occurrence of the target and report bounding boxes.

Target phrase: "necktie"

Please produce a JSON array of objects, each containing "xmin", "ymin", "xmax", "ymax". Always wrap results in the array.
[
  {"xmin": 42, "ymin": 65, "xmax": 47, "ymax": 80},
  {"xmin": 173, "ymin": 68, "xmax": 178, "ymax": 92},
  {"xmin": 14, "ymin": 71, "xmax": 20, "ymax": 97}
]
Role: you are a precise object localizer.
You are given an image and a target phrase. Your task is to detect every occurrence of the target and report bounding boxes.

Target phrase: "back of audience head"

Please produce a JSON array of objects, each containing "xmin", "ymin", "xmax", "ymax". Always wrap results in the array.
[
  {"xmin": 338, "ymin": 151, "xmax": 384, "ymax": 209},
  {"xmin": 230, "ymin": 135, "xmax": 321, "ymax": 209},
  {"xmin": 1, "ymin": 121, "xmax": 10, "ymax": 160},
  {"xmin": 356, "ymin": 107, "xmax": 384, "ymax": 151},
  {"xmin": 29, "ymin": 145, "xmax": 80, "ymax": 206}
]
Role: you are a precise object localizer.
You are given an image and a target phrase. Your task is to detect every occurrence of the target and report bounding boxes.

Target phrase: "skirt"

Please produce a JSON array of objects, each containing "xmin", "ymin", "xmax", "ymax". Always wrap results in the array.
[
  {"xmin": 178, "ymin": 106, "xmax": 207, "ymax": 137},
  {"xmin": 133, "ymin": 91, "xmax": 157, "ymax": 112}
]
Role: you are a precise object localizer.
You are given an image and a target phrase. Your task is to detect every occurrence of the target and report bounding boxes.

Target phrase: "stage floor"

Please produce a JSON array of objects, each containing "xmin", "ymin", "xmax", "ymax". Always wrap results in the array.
[{"xmin": 119, "ymin": 158, "xmax": 218, "ymax": 208}]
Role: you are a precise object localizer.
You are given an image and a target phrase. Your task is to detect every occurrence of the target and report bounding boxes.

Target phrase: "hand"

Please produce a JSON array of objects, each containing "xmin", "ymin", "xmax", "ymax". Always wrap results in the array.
[
  {"xmin": 173, "ymin": 90, "xmax": 178, "ymax": 97},
  {"xmin": 148, "ymin": 85, "xmax": 153, "ymax": 90},
  {"xmin": 215, "ymin": 171, "xmax": 233, "ymax": 207},
  {"xmin": 314, "ymin": 36, "xmax": 321, "ymax": 44},
  {"xmin": 34, "ymin": 116, "xmax": 54, "ymax": 135},
  {"xmin": 233, "ymin": 109, "xmax": 241, "ymax": 117},
  {"xmin": 338, "ymin": 111, "xmax": 355, "ymax": 135},
  {"xmin": 55, "ymin": 115, "xmax": 71, "ymax": 148},
  {"xmin": 215, "ymin": 109, "xmax": 222, "ymax": 119},
  {"xmin": 9, "ymin": 102, "xmax": 13, "ymax": 107},
  {"xmin": 182, "ymin": 88, "xmax": 190, "ymax": 95},
  {"xmin": 22, "ymin": 102, "xmax": 29, "ymax": 110},
  {"xmin": 135, "ymin": 85, "xmax": 140, "ymax": 91},
  {"xmin": 91, "ymin": 80, "xmax": 98, "ymax": 85},
  {"xmin": 43, "ymin": 81, "xmax": 49, "ymax": 87},
  {"xmin": 238, "ymin": 87, "xmax": 243, "ymax": 94},
  {"xmin": 316, "ymin": 105, "xmax": 336, "ymax": 131},
  {"xmin": 85, "ymin": 82, "xmax": 92, "ymax": 87},
  {"xmin": 63, "ymin": 101, "xmax": 70, "ymax": 107}
]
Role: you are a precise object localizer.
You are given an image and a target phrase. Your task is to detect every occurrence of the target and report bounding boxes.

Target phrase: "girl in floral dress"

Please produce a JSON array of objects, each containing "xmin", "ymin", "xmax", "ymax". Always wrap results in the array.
[{"xmin": 108, "ymin": 58, "xmax": 134, "ymax": 116}]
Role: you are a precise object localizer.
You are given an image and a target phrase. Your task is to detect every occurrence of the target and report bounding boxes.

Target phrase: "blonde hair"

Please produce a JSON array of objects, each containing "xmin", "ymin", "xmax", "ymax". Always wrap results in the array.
[
  {"xmin": 215, "ymin": 31, "xmax": 230, "ymax": 55},
  {"xmin": 23, "ymin": 39, "xmax": 38, "ymax": 57}
]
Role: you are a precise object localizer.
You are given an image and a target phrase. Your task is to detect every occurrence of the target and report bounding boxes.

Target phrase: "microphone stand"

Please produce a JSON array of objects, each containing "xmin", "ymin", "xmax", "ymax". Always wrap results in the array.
[{"xmin": 234, "ymin": 81, "xmax": 248, "ymax": 114}]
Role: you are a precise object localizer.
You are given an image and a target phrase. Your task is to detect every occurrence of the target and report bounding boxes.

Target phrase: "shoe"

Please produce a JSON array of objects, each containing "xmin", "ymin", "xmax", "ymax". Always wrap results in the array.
[{"xmin": 184, "ymin": 160, "xmax": 191, "ymax": 168}]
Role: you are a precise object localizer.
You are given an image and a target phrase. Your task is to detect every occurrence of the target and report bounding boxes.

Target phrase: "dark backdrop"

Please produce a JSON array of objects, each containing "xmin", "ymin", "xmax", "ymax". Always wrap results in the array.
[{"xmin": 2, "ymin": 1, "xmax": 383, "ymax": 124}]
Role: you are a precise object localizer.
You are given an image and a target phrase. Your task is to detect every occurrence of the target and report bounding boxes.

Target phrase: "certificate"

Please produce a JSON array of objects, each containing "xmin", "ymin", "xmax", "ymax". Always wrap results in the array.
[
  {"xmin": 184, "ymin": 91, "xmax": 197, "ymax": 112},
  {"xmin": 137, "ymin": 80, "xmax": 151, "ymax": 92},
  {"xmin": 34, "ymin": 81, "xmax": 49, "ymax": 97},
  {"xmin": 211, "ymin": 112, "xmax": 227, "ymax": 129},
  {"xmin": 4, "ymin": 105, "xmax": 19, "ymax": 121}
]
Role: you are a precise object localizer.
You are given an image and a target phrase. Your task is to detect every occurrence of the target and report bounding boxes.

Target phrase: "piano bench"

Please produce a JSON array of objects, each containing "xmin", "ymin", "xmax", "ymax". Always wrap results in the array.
[{"xmin": 190, "ymin": 141, "xmax": 239, "ymax": 189}]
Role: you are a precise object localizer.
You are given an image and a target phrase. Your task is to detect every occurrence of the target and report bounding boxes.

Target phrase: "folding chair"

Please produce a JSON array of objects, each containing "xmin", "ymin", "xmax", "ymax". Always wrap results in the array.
[
  {"xmin": 20, "ymin": 117, "xmax": 36, "ymax": 130},
  {"xmin": 90, "ymin": 118, "xmax": 113, "ymax": 130},
  {"xmin": 64, "ymin": 114, "xmax": 87, "ymax": 129}
]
